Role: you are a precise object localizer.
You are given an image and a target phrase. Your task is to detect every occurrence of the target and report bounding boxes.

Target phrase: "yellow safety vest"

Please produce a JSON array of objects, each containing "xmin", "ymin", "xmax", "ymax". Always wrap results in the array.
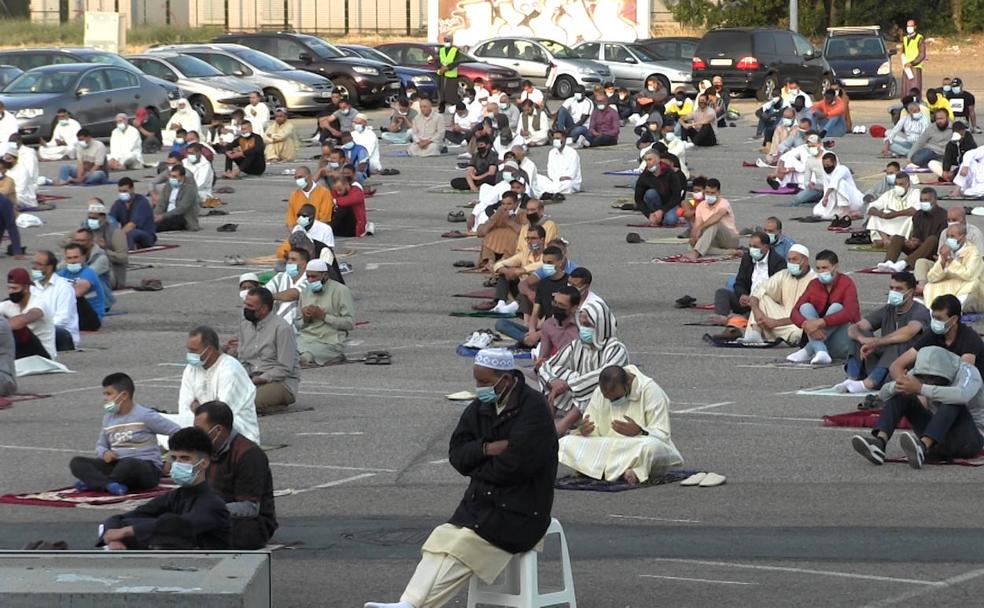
[
  {"xmin": 439, "ymin": 47, "xmax": 459, "ymax": 79},
  {"xmin": 902, "ymin": 34, "xmax": 925, "ymax": 68}
]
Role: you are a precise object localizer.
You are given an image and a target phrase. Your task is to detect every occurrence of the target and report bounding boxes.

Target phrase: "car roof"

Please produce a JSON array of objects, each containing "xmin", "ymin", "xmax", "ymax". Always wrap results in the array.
[
  {"xmin": 151, "ymin": 43, "xmax": 250, "ymax": 53},
  {"xmin": 637, "ymin": 36, "xmax": 700, "ymax": 43},
  {"xmin": 706, "ymin": 27, "xmax": 787, "ymax": 33},
  {"xmin": 23, "ymin": 63, "xmax": 104, "ymax": 72},
  {"xmin": 127, "ymin": 53, "xmax": 179, "ymax": 60},
  {"xmin": 337, "ymin": 44, "xmax": 370, "ymax": 50},
  {"xmin": 826, "ymin": 26, "xmax": 881, "ymax": 36}
]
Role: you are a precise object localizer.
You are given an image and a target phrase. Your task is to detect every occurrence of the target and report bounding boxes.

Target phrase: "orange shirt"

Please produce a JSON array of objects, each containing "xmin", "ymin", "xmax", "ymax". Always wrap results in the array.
[
  {"xmin": 813, "ymin": 98, "xmax": 846, "ymax": 118},
  {"xmin": 286, "ymin": 184, "xmax": 334, "ymax": 227}
]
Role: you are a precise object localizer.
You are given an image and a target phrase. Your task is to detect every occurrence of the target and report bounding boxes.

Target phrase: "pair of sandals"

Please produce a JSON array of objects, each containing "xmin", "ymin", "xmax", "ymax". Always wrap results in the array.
[
  {"xmin": 857, "ymin": 394, "xmax": 883, "ymax": 411},
  {"xmin": 680, "ymin": 472, "xmax": 726, "ymax": 487},
  {"xmin": 844, "ymin": 231, "xmax": 872, "ymax": 245},
  {"xmin": 675, "ymin": 295, "xmax": 698, "ymax": 309},
  {"xmin": 379, "ymin": 168, "xmax": 400, "ymax": 176},
  {"xmin": 364, "ymin": 350, "xmax": 391, "ymax": 365},
  {"xmin": 829, "ymin": 215, "xmax": 852, "ymax": 229},
  {"xmin": 447, "ymin": 210, "xmax": 467, "ymax": 223},
  {"xmin": 453, "ymin": 260, "xmax": 476, "ymax": 268},
  {"xmin": 224, "ymin": 255, "xmax": 246, "ymax": 266},
  {"xmin": 217, "ymin": 223, "xmax": 238, "ymax": 232}
]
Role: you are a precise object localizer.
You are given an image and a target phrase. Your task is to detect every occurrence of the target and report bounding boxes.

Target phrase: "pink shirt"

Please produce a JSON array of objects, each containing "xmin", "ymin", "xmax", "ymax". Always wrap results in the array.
[{"xmin": 694, "ymin": 197, "xmax": 736, "ymax": 234}]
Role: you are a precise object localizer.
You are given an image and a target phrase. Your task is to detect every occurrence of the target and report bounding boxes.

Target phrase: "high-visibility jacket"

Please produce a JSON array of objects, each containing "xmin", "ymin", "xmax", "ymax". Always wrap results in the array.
[
  {"xmin": 439, "ymin": 46, "xmax": 459, "ymax": 79},
  {"xmin": 902, "ymin": 34, "xmax": 925, "ymax": 68}
]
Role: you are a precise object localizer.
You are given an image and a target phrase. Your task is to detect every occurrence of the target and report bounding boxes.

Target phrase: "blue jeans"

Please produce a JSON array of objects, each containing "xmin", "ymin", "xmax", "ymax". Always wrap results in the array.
[
  {"xmin": 58, "ymin": 165, "xmax": 107, "ymax": 184},
  {"xmin": 792, "ymin": 188, "xmax": 823, "ymax": 207},
  {"xmin": 555, "ymin": 107, "xmax": 587, "ymax": 135},
  {"xmin": 494, "ymin": 319, "xmax": 528, "ymax": 343},
  {"xmin": 888, "ymin": 141, "xmax": 913, "ymax": 156},
  {"xmin": 799, "ymin": 302, "xmax": 852, "ymax": 358},
  {"xmin": 125, "ymin": 228, "xmax": 156, "ymax": 250},
  {"xmin": 817, "ymin": 115, "xmax": 846, "ymax": 137},
  {"xmin": 380, "ymin": 131, "xmax": 411, "ymax": 144},
  {"xmin": 910, "ymin": 147, "xmax": 939, "ymax": 167},
  {"xmin": 847, "ymin": 355, "xmax": 890, "ymax": 387}
]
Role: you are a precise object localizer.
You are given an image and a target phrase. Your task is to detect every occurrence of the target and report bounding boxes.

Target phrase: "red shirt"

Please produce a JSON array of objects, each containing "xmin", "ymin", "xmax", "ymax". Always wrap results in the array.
[
  {"xmin": 334, "ymin": 187, "xmax": 366, "ymax": 236},
  {"xmin": 791, "ymin": 273, "xmax": 861, "ymax": 328}
]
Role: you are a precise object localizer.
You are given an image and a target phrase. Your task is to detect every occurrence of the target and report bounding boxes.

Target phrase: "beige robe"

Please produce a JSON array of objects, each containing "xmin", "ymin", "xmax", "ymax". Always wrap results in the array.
[
  {"xmin": 263, "ymin": 120, "xmax": 300, "ymax": 162},
  {"xmin": 408, "ymin": 111, "xmax": 445, "ymax": 157},
  {"xmin": 558, "ymin": 365, "xmax": 682, "ymax": 483},
  {"xmin": 745, "ymin": 268, "xmax": 817, "ymax": 343},
  {"xmin": 865, "ymin": 188, "xmax": 921, "ymax": 240},
  {"xmin": 925, "ymin": 243, "xmax": 984, "ymax": 312}
]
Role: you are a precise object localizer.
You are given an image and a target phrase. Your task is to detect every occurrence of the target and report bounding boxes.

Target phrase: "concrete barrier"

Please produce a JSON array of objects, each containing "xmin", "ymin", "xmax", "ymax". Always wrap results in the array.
[{"xmin": 0, "ymin": 551, "xmax": 271, "ymax": 607}]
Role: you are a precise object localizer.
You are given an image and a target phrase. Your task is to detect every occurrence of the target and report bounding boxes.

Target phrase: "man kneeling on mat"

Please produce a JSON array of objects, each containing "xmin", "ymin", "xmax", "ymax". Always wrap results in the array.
[{"xmin": 853, "ymin": 346, "xmax": 984, "ymax": 468}]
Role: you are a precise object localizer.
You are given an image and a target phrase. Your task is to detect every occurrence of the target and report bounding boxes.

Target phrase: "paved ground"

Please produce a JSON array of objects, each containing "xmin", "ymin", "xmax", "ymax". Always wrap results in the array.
[{"xmin": 2, "ymin": 94, "xmax": 984, "ymax": 607}]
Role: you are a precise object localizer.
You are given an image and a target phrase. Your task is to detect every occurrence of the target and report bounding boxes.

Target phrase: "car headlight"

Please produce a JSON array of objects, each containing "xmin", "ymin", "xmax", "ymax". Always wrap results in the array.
[
  {"xmin": 577, "ymin": 66, "xmax": 597, "ymax": 75},
  {"xmin": 353, "ymin": 66, "xmax": 379, "ymax": 76},
  {"xmin": 877, "ymin": 61, "xmax": 890, "ymax": 75},
  {"xmin": 15, "ymin": 108, "xmax": 43, "ymax": 119},
  {"xmin": 411, "ymin": 75, "xmax": 434, "ymax": 84},
  {"xmin": 295, "ymin": 83, "xmax": 314, "ymax": 92}
]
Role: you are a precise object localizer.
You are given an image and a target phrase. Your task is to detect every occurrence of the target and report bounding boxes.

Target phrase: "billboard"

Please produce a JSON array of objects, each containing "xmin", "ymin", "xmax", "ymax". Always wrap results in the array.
[{"xmin": 428, "ymin": 0, "xmax": 650, "ymax": 47}]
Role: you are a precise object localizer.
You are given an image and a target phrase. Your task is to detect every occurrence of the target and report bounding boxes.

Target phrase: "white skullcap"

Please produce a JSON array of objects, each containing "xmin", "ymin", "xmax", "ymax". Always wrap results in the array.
[
  {"xmin": 87, "ymin": 202, "xmax": 107, "ymax": 214},
  {"xmin": 238, "ymin": 272, "xmax": 259, "ymax": 285},
  {"xmin": 355, "ymin": 113, "xmax": 368, "ymax": 121},
  {"xmin": 474, "ymin": 348, "xmax": 515, "ymax": 371},
  {"xmin": 806, "ymin": 134, "xmax": 821, "ymax": 144},
  {"xmin": 115, "ymin": 113, "xmax": 128, "ymax": 120},
  {"xmin": 789, "ymin": 244, "xmax": 810, "ymax": 258},
  {"xmin": 307, "ymin": 259, "xmax": 329, "ymax": 272}
]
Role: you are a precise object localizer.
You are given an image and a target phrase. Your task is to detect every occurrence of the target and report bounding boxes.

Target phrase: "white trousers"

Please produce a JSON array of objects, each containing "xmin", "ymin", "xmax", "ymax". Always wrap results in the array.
[{"xmin": 400, "ymin": 551, "xmax": 472, "ymax": 608}]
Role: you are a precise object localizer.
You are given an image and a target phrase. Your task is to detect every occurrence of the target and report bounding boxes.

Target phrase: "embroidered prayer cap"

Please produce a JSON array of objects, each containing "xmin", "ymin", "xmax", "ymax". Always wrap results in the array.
[
  {"xmin": 87, "ymin": 202, "xmax": 107, "ymax": 214},
  {"xmin": 474, "ymin": 348, "xmax": 515, "ymax": 371},
  {"xmin": 307, "ymin": 259, "xmax": 329, "ymax": 272},
  {"xmin": 789, "ymin": 244, "xmax": 810, "ymax": 258},
  {"xmin": 238, "ymin": 272, "xmax": 260, "ymax": 286},
  {"xmin": 806, "ymin": 134, "xmax": 821, "ymax": 144}
]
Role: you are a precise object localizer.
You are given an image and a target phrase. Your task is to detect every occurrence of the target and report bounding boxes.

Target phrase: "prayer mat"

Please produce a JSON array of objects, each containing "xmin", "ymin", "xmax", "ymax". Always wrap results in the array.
[
  {"xmin": 457, "ymin": 344, "xmax": 532, "ymax": 359},
  {"xmin": 682, "ymin": 321, "xmax": 720, "ymax": 326},
  {"xmin": 0, "ymin": 481, "xmax": 177, "ymax": 509},
  {"xmin": 355, "ymin": 320, "xmax": 370, "ymax": 327},
  {"xmin": 702, "ymin": 334, "xmax": 785, "ymax": 348},
  {"xmin": 554, "ymin": 468, "xmax": 699, "ymax": 492},
  {"xmin": 453, "ymin": 288, "xmax": 496, "ymax": 299},
  {"xmin": 449, "ymin": 246, "xmax": 483, "ymax": 252},
  {"xmin": 258, "ymin": 406, "xmax": 315, "ymax": 417},
  {"xmin": 750, "ymin": 187, "xmax": 798, "ymax": 194},
  {"xmin": 0, "ymin": 393, "xmax": 49, "ymax": 410},
  {"xmin": 384, "ymin": 151, "xmax": 410, "ymax": 158},
  {"xmin": 16, "ymin": 356, "xmax": 73, "ymax": 377},
  {"xmin": 129, "ymin": 243, "xmax": 179, "ymax": 254},
  {"xmin": 886, "ymin": 450, "xmax": 984, "ymax": 466},
  {"xmin": 442, "ymin": 231, "xmax": 470, "ymax": 238},
  {"xmin": 791, "ymin": 216, "xmax": 826, "ymax": 223},
  {"xmin": 449, "ymin": 311, "xmax": 519, "ymax": 318},
  {"xmin": 847, "ymin": 245, "xmax": 883, "ymax": 253},
  {"xmin": 626, "ymin": 223, "xmax": 677, "ymax": 229},
  {"xmin": 741, "ymin": 161, "xmax": 757, "ymax": 167},
  {"xmin": 457, "ymin": 267, "xmax": 489, "ymax": 274},
  {"xmin": 261, "ymin": 443, "xmax": 290, "ymax": 452},
  {"xmin": 798, "ymin": 386, "xmax": 877, "ymax": 397},
  {"xmin": 22, "ymin": 202, "xmax": 57, "ymax": 212},
  {"xmin": 643, "ymin": 237, "xmax": 688, "ymax": 244},
  {"xmin": 962, "ymin": 313, "xmax": 984, "ymax": 323},
  {"xmin": 652, "ymin": 254, "xmax": 739, "ymax": 264},
  {"xmin": 36, "ymin": 193, "xmax": 69, "ymax": 202},
  {"xmin": 214, "ymin": 186, "xmax": 236, "ymax": 194},
  {"xmin": 855, "ymin": 266, "xmax": 894, "ymax": 274},
  {"xmin": 602, "ymin": 169, "xmax": 641, "ymax": 176},
  {"xmin": 431, "ymin": 188, "xmax": 473, "ymax": 195},
  {"xmin": 827, "ymin": 226, "xmax": 854, "ymax": 233},
  {"xmin": 689, "ymin": 304, "xmax": 715, "ymax": 311},
  {"xmin": 821, "ymin": 410, "xmax": 904, "ymax": 428}
]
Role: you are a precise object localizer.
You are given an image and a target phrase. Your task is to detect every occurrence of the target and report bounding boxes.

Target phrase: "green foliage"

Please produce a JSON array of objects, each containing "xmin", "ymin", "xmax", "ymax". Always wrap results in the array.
[{"xmin": 0, "ymin": 19, "xmax": 221, "ymax": 49}]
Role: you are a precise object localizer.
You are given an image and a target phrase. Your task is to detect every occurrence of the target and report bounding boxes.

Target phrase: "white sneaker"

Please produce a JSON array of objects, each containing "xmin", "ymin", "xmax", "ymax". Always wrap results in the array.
[
  {"xmin": 811, "ymin": 351, "xmax": 832, "ymax": 365},
  {"xmin": 875, "ymin": 261, "xmax": 894, "ymax": 271},
  {"xmin": 890, "ymin": 260, "xmax": 908, "ymax": 272},
  {"xmin": 786, "ymin": 347, "xmax": 812, "ymax": 363},
  {"xmin": 457, "ymin": 152, "xmax": 472, "ymax": 160},
  {"xmin": 493, "ymin": 301, "xmax": 519, "ymax": 315},
  {"xmin": 364, "ymin": 221, "xmax": 375, "ymax": 236},
  {"xmin": 755, "ymin": 158, "xmax": 774, "ymax": 168},
  {"xmin": 463, "ymin": 331, "xmax": 482, "ymax": 348},
  {"xmin": 473, "ymin": 332, "xmax": 493, "ymax": 349},
  {"xmin": 627, "ymin": 113, "xmax": 641, "ymax": 125},
  {"xmin": 834, "ymin": 380, "xmax": 851, "ymax": 393}
]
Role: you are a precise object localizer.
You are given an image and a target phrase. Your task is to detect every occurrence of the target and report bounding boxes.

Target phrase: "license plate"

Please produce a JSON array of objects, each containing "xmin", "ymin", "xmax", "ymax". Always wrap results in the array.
[
  {"xmin": 320, "ymin": 91, "xmax": 331, "ymax": 97},
  {"xmin": 508, "ymin": 80, "xmax": 520, "ymax": 88},
  {"xmin": 388, "ymin": 82, "xmax": 401, "ymax": 89},
  {"xmin": 841, "ymin": 78, "xmax": 869, "ymax": 86},
  {"xmin": 709, "ymin": 58, "xmax": 732, "ymax": 66}
]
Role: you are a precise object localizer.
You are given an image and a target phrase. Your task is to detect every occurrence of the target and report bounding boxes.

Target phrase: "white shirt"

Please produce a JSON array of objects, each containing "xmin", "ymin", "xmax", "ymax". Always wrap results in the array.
[
  {"xmin": 351, "ymin": 126, "xmax": 381, "ymax": 173},
  {"xmin": 108, "ymin": 125, "xmax": 143, "ymax": 163},
  {"xmin": 292, "ymin": 220, "xmax": 335, "ymax": 248},
  {"xmin": 0, "ymin": 112, "xmax": 18, "ymax": 146},
  {"xmin": 48, "ymin": 119, "xmax": 81, "ymax": 148},
  {"xmin": 177, "ymin": 353, "xmax": 259, "ymax": 443},
  {"xmin": 780, "ymin": 89, "xmax": 813, "ymax": 108},
  {"xmin": 452, "ymin": 112, "xmax": 474, "ymax": 130},
  {"xmin": 166, "ymin": 106, "xmax": 202, "ymax": 135},
  {"xmin": 751, "ymin": 256, "xmax": 770, "ymax": 291},
  {"xmin": 31, "ymin": 275, "xmax": 79, "ymax": 346},
  {"xmin": 265, "ymin": 270, "xmax": 308, "ymax": 323},
  {"xmin": 0, "ymin": 297, "xmax": 55, "ymax": 359},
  {"xmin": 182, "ymin": 155, "xmax": 214, "ymax": 199},
  {"xmin": 547, "ymin": 145, "xmax": 582, "ymax": 191},
  {"xmin": 520, "ymin": 88, "xmax": 545, "ymax": 107},
  {"xmin": 494, "ymin": 133, "xmax": 526, "ymax": 159},
  {"xmin": 245, "ymin": 102, "xmax": 270, "ymax": 134},
  {"xmin": 562, "ymin": 97, "xmax": 594, "ymax": 123},
  {"xmin": 9, "ymin": 146, "xmax": 38, "ymax": 208}
]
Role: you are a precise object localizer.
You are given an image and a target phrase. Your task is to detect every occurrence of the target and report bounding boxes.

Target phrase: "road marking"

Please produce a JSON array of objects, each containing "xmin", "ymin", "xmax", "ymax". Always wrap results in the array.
[
  {"xmin": 610, "ymin": 513, "xmax": 701, "ymax": 524},
  {"xmin": 269, "ymin": 462, "xmax": 397, "ymax": 473},
  {"xmin": 115, "ymin": 273, "xmax": 244, "ymax": 297},
  {"xmin": 296, "ymin": 432, "xmax": 366, "ymax": 436},
  {"xmin": 674, "ymin": 401, "xmax": 733, "ymax": 414},
  {"xmin": 648, "ymin": 559, "xmax": 944, "ymax": 586},
  {"xmin": 47, "ymin": 374, "xmax": 184, "ymax": 396},
  {"xmin": 860, "ymin": 567, "xmax": 984, "ymax": 606},
  {"xmin": 0, "ymin": 444, "xmax": 81, "ymax": 454},
  {"xmin": 640, "ymin": 574, "xmax": 757, "ymax": 586},
  {"xmin": 280, "ymin": 473, "xmax": 376, "ymax": 495}
]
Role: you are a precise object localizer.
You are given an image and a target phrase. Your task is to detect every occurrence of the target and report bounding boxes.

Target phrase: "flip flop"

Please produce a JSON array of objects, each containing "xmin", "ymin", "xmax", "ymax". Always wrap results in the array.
[
  {"xmin": 379, "ymin": 168, "xmax": 400, "ymax": 176},
  {"xmin": 453, "ymin": 260, "xmax": 476, "ymax": 268},
  {"xmin": 447, "ymin": 210, "xmax": 466, "ymax": 223},
  {"xmin": 445, "ymin": 391, "xmax": 475, "ymax": 401},
  {"xmin": 217, "ymin": 223, "xmax": 238, "ymax": 232},
  {"xmin": 698, "ymin": 472, "xmax": 727, "ymax": 487},
  {"xmin": 442, "ymin": 231, "xmax": 468, "ymax": 239}
]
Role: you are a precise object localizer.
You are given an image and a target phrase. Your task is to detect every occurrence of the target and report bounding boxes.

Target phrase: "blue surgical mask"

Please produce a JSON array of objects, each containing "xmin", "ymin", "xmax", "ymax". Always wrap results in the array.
[
  {"xmin": 787, "ymin": 262, "xmax": 803, "ymax": 277},
  {"xmin": 170, "ymin": 459, "xmax": 201, "ymax": 486},
  {"xmin": 947, "ymin": 237, "xmax": 961, "ymax": 251},
  {"xmin": 285, "ymin": 263, "xmax": 299, "ymax": 278},
  {"xmin": 704, "ymin": 194, "xmax": 718, "ymax": 204},
  {"xmin": 308, "ymin": 281, "xmax": 324, "ymax": 293},
  {"xmin": 168, "ymin": 177, "xmax": 180, "ymax": 188},
  {"xmin": 119, "ymin": 192, "xmax": 131, "ymax": 202},
  {"xmin": 579, "ymin": 327, "xmax": 595, "ymax": 344},
  {"xmin": 541, "ymin": 263, "xmax": 556, "ymax": 276},
  {"xmin": 501, "ymin": 171, "xmax": 513, "ymax": 181},
  {"xmin": 918, "ymin": 202, "xmax": 932, "ymax": 212},
  {"xmin": 342, "ymin": 142, "xmax": 354, "ymax": 150},
  {"xmin": 30, "ymin": 269, "xmax": 43, "ymax": 282},
  {"xmin": 476, "ymin": 385, "xmax": 498, "ymax": 404},
  {"xmin": 185, "ymin": 352, "xmax": 204, "ymax": 368},
  {"xmin": 103, "ymin": 398, "xmax": 120, "ymax": 415},
  {"xmin": 767, "ymin": 232, "xmax": 778, "ymax": 244},
  {"xmin": 86, "ymin": 218, "xmax": 100, "ymax": 230},
  {"xmin": 552, "ymin": 140, "xmax": 562, "ymax": 149},
  {"xmin": 887, "ymin": 290, "xmax": 906, "ymax": 307},
  {"xmin": 611, "ymin": 395, "xmax": 628, "ymax": 407},
  {"xmin": 931, "ymin": 318, "xmax": 949, "ymax": 335},
  {"xmin": 750, "ymin": 248, "xmax": 765, "ymax": 261},
  {"xmin": 188, "ymin": 154, "xmax": 200, "ymax": 164},
  {"xmin": 944, "ymin": 85, "xmax": 952, "ymax": 93},
  {"xmin": 295, "ymin": 177, "xmax": 308, "ymax": 189},
  {"xmin": 954, "ymin": 86, "xmax": 962, "ymax": 94},
  {"xmin": 818, "ymin": 271, "xmax": 833, "ymax": 284},
  {"xmin": 886, "ymin": 173, "xmax": 896, "ymax": 185},
  {"xmin": 174, "ymin": 138, "xmax": 185, "ymax": 145},
  {"xmin": 297, "ymin": 215, "xmax": 312, "ymax": 228},
  {"xmin": 66, "ymin": 262, "xmax": 83, "ymax": 273}
]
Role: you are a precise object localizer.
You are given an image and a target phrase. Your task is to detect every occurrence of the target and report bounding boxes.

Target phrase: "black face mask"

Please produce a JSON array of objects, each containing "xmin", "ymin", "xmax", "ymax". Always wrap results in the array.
[
  {"xmin": 553, "ymin": 308, "xmax": 569, "ymax": 323},
  {"xmin": 8, "ymin": 292, "xmax": 23, "ymax": 303},
  {"xmin": 824, "ymin": 165, "xmax": 835, "ymax": 174},
  {"xmin": 527, "ymin": 213, "xmax": 540, "ymax": 224},
  {"xmin": 243, "ymin": 308, "xmax": 258, "ymax": 324}
]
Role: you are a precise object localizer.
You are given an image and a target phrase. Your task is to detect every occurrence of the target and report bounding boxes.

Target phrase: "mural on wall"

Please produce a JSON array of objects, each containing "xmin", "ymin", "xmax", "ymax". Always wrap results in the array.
[{"xmin": 437, "ymin": 0, "xmax": 641, "ymax": 48}]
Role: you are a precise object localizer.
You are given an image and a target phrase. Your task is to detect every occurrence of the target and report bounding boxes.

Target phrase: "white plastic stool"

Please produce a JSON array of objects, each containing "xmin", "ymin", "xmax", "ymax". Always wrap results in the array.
[{"xmin": 466, "ymin": 518, "xmax": 576, "ymax": 608}]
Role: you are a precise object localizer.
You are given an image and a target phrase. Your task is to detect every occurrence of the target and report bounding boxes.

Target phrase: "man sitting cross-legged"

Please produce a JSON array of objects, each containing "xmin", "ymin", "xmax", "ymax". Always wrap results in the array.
[
  {"xmin": 710, "ymin": 231, "xmax": 786, "ymax": 332},
  {"xmin": 558, "ymin": 364, "xmax": 682, "ymax": 486},
  {"xmin": 743, "ymin": 244, "xmax": 816, "ymax": 345},
  {"xmin": 70, "ymin": 373, "xmax": 180, "ymax": 496},
  {"xmin": 787, "ymin": 249, "xmax": 861, "ymax": 365}
]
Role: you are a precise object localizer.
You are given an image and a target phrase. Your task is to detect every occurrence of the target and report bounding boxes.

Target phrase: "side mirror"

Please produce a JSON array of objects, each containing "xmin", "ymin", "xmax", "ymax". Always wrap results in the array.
[
  {"xmin": 233, "ymin": 69, "xmax": 245, "ymax": 76},
  {"xmin": 803, "ymin": 50, "xmax": 815, "ymax": 59},
  {"xmin": 299, "ymin": 51, "xmax": 313, "ymax": 64},
  {"xmin": 75, "ymin": 88, "xmax": 85, "ymax": 97},
  {"xmin": 165, "ymin": 73, "xmax": 178, "ymax": 82},
  {"xmin": 889, "ymin": 48, "xmax": 898, "ymax": 55},
  {"xmin": 624, "ymin": 56, "xmax": 637, "ymax": 64}
]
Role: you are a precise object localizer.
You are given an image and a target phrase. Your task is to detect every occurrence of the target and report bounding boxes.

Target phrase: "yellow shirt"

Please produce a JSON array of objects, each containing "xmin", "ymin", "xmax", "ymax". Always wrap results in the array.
[{"xmin": 928, "ymin": 96, "xmax": 955, "ymax": 122}]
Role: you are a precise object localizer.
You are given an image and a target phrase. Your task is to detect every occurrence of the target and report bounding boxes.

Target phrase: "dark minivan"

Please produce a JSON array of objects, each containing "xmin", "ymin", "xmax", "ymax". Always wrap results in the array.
[
  {"xmin": 823, "ymin": 26, "xmax": 897, "ymax": 98},
  {"xmin": 692, "ymin": 28, "xmax": 835, "ymax": 100},
  {"xmin": 212, "ymin": 32, "xmax": 401, "ymax": 106}
]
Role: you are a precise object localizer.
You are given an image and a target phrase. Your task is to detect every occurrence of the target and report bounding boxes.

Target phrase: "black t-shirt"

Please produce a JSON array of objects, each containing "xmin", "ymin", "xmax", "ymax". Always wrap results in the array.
[
  {"xmin": 913, "ymin": 322, "xmax": 984, "ymax": 377},
  {"xmin": 947, "ymin": 91, "xmax": 976, "ymax": 120},
  {"xmin": 471, "ymin": 148, "xmax": 498, "ymax": 176},
  {"xmin": 534, "ymin": 273, "xmax": 568, "ymax": 319}
]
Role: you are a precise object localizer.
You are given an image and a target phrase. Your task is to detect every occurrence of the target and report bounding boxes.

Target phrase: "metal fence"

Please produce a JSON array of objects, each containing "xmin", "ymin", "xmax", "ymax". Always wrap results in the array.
[{"xmin": 188, "ymin": 0, "xmax": 427, "ymax": 34}]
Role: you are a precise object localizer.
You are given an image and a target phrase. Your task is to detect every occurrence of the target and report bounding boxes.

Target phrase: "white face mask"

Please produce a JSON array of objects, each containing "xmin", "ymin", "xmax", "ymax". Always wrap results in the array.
[
  {"xmin": 952, "ymin": 132, "xmax": 963, "ymax": 142},
  {"xmin": 906, "ymin": 26, "xmax": 916, "ymax": 34},
  {"xmin": 894, "ymin": 185, "xmax": 907, "ymax": 196}
]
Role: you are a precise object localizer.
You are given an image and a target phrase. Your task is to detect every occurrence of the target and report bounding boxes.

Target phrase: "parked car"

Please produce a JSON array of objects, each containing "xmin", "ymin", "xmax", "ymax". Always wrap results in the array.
[
  {"xmin": 572, "ymin": 41, "xmax": 692, "ymax": 92},
  {"xmin": 336, "ymin": 44, "xmax": 438, "ymax": 102},
  {"xmin": 375, "ymin": 42, "xmax": 522, "ymax": 97},
  {"xmin": 127, "ymin": 53, "xmax": 255, "ymax": 122},
  {"xmin": 211, "ymin": 32, "xmax": 399, "ymax": 106},
  {"xmin": 0, "ymin": 66, "xmax": 22, "ymax": 89},
  {"xmin": 0, "ymin": 48, "xmax": 183, "ymax": 105},
  {"xmin": 150, "ymin": 44, "xmax": 334, "ymax": 113},
  {"xmin": 692, "ymin": 28, "xmax": 835, "ymax": 100},
  {"xmin": 0, "ymin": 63, "xmax": 173, "ymax": 142},
  {"xmin": 470, "ymin": 37, "xmax": 611, "ymax": 99},
  {"xmin": 635, "ymin": 36, "xmax": 699, "ymax": 73},
  {"xmin": 823, "ymin": 26, "xmax": 896, "ymax": 99}
]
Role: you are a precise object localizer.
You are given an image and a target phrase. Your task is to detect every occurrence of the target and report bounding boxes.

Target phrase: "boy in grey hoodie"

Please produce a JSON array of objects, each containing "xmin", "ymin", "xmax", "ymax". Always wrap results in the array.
[{"xmin": 852, "ymin": 346, "xmax": 984, "ymax": 468}]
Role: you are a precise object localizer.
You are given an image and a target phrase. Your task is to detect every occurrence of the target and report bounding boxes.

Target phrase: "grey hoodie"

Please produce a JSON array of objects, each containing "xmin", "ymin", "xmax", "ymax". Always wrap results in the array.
[
  {"xmin": 910, "ymin": 122, "xmax": 953, "ymax": 157},
  {"xmin": 881, "ymin": 346, "xmax": 984, "ymax": 435}
]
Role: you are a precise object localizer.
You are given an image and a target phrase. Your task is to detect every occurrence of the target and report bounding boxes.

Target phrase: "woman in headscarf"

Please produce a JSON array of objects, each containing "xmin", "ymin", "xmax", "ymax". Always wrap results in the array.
[
  {"xmin": 538, "ymin": 299, "xmax": 628, "ymax": 435},
  {"xmin": 162, "ymin": 99, "xmax": 202, "ymax": 147}
]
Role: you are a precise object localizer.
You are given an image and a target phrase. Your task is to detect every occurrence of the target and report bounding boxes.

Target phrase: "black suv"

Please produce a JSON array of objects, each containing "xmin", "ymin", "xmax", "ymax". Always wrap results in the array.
[
  {"xmin": 823, "ymin": 27, "xmax": 897, "ymax": 99},
  {"xmin": 692, "ymin": 28, "xmax": 834, "ymax": 100},
  {"xmin": 212, "ymin": 32, "xmax": 401, "ymax": 106}
]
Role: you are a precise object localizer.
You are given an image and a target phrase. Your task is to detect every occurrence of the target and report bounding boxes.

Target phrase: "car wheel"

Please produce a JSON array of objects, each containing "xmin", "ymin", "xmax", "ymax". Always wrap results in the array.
[
  {"xmin": 333, "ymin": 78, "xmax": 360, "ymax": 106},
  {"xmin": 189, "ymin": 95, "xmax": 214, "ymax": 123},
  {"xmin": 883, "ymin": 77, "xmax": 898, "ymax": 100},
  {"xmin": 757, "ymin": 74, "xmax": 778, "ymax": 101},
  {"xmin": 818, "ymin": 75, "xmax": 833, "ymax": 95},
  {"xmin": 552, "ymin": 75, "xmax": 576, "ymax": 99},
  {"xmin": 263, "ymin": 88, "xmax": 287, "ymax": 111}
]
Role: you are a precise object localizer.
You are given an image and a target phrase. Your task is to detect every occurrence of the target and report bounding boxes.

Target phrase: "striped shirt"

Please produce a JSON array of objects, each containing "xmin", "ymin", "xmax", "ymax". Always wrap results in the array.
[{"xmin": 96, "ymin": 404, "xmax": 180, "ymax": 468}]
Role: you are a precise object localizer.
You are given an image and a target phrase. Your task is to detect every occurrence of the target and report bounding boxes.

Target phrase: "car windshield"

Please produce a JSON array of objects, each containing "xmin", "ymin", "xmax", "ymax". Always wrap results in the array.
[
  {"xmin": 350, "ymin": 47, "xmax": 396, "ymax": 66},
  {"xmin": 79, "ymin": 52, "xmax": 132, "ymax": 68},
  {"xmin": 425, "ymin": 45, "xmax": 478, "ymax": 62},
  {"xmin": 2, "ymin": 69, "xmax": 77, "ymax": 94},
  {"xmin": 628, "ymin": 45, "xmax": 661, "ymax": 62},
  {"xmin": 300, "ymin": 36, "xmax": 346, "ymax": 59},
  {"xmin": 228, "ymin": 48, "xmax": 294, "ymax": 72},
  {"xmin": 824, "ymin": 36, "xmax": 886, "ymax": 60},
  {"xmin": 169, "ymin": 54, "xmax": 223, "ymax": 77},
  {"xmin": 538, "ymin": 40, "xmax": 574, "ymax": 58}
]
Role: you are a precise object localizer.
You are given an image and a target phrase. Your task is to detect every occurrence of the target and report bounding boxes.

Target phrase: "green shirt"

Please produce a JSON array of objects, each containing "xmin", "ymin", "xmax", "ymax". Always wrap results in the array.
[{"xmin": 295, "ymin": 281, "xmax": 356, "ymax": 362}]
